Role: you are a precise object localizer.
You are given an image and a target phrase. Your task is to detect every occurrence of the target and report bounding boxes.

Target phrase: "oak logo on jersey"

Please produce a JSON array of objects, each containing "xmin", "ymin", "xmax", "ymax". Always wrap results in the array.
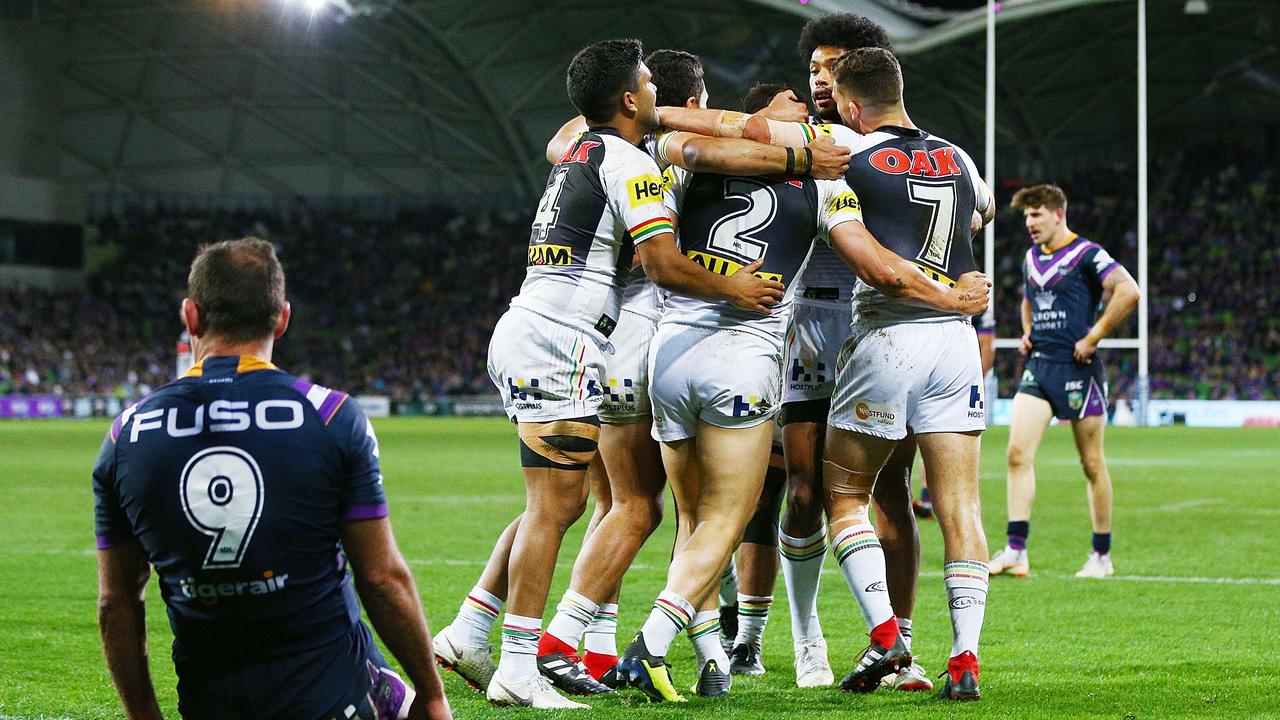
[
  {"xmin": 628, "ymin": 173, "xmax": 665, "ymax": 208},
  {"xmin": 528, "ymin": 244, "xmax": 573, "ymax": 266},
  {"xmin": 686, "ymin": 250, "xmax": 783, "ymax": 283},
  {"xmin": 558, "ymin": 139, "xmax": 601, "ymax": 164},
  {"xmin": 869, "ymin": 147, "xmax": 963, "ymax": 178},
  {"xmin": 828, "ymin": 191, "xmax": 862, "ymax": 216}
]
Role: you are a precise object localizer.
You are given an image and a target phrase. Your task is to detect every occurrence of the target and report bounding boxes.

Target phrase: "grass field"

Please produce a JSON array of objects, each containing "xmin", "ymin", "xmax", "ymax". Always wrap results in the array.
[{"xmin": 1, "ymin": 417, "xmax": 1278, "ymax": 719}]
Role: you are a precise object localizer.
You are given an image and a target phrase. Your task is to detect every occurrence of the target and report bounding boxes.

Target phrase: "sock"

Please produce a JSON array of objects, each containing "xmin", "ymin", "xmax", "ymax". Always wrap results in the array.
[
  {"xmin": 583, "ymin": 604, "xmax": 619, "ymax": 679},
  {"xmin": 687, "ymin": 610, "xmax": 730, "ymax": 670},
  {"xmin": 718, "ymin": 564, "xmax": 739, "ymax": 607},
  {"xmin": 734, "ymin": 593, "xmax": 772, "ymax": 647},
  {"xmin": 1092, "ymin": 532, "xmax": 1112, "ymax": 555},
  {"xmin": 832, "ymin": 524, "xmax": 895, "ymax": 633},
  {"xmin": 454, "ymin": 585, "xmax": 503, "ymax": 647},
  {"xmin": 898, "ymin": 616, "xmax": 913, "ymax": 653},
  {"xmin": 1007, "ymin": 520, "xmax": 1030, "ymax": 551},
  {"xmin": 497, "ymin": 613, "xmax": 541, "ymax": 681},
  {"xmin": 779, "ymin": 526, "xmax": 826, "ymax": 644},
  {"xmin": 541, "ymin": 589, "xmax": 598, "ymax": 656},
  {"xmin": 943, "ymin": 561, "xmax": 990, "ymax": 658},
  {"xmin": 639, "ymin": 590, "xmax": 694, "ymax": 657}
]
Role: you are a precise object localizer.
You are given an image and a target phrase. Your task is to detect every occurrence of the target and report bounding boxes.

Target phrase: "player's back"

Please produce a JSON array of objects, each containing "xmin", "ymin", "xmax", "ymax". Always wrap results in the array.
[
  {"xmin": 93, "ymin": 355, "xmax": 384, "ymax": 667},
  {"xmin": 513, "ymin": 129, "xmax": 671, "ymax": 341},
  {"xmin": 662, "ymin": 169, "xmax": 861, "ymax": 344},
  {"xmin": 834, "ymin": 123, "xmax": 986, "ymax": 324}
]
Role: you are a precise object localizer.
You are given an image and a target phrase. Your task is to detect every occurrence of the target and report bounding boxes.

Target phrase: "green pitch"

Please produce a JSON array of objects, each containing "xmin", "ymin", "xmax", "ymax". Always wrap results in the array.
[{"xmin": 1, "ymin": 419, "xmax": 1278, "ymax": 719}]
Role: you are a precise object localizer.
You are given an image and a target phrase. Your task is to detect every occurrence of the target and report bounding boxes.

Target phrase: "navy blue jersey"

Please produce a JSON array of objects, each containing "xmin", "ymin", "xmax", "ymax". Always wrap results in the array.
[
  {"xmin": 93, "ymin": 355, "xmax": 386, "ymax": 666},
  {"xmin": 1022, "ymin": 235, "xmax": 1119, "ymax": 361}
]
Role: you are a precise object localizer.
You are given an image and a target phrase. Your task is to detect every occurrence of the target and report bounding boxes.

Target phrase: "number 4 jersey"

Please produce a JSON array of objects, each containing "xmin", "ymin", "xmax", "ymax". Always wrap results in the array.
[
  {"xmin": 512, "ymin": 127, "xmax": 675, "ymax": 342},
  {"xmin": 93, "ymin": 355, "xmax": 385, "ymax": 665}
]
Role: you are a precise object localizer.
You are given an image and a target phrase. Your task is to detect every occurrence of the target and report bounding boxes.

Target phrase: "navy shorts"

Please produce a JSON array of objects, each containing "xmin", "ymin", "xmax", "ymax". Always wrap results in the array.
[
  {"xmin": 1017, "ymin": 356, "xmax": 1108, "ymax": 421},
  {"xmin": 176, "ymin": 621, "xmax": 409, "ymax": 720}
]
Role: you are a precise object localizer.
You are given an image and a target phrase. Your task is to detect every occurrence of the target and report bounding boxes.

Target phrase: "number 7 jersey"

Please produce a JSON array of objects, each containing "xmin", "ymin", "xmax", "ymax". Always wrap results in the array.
[{"xmin": 823, "ymin": 122, "xmax": 991, "ymax": 324}]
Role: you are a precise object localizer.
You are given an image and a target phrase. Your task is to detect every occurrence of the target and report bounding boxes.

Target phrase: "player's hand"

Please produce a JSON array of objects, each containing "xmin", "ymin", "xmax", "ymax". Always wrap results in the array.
[
  {"xmin": 805, "ymin": 137, "xmax": 851, "ymax": 180},
  {"xmin": 760, "ymin": 90, "xmax": 810, "ymax": 123},
  {"xmin": 949, "ymin": 271, "xmax": 991, "ymax": 316},
  {"xmin": 727, "ymin": 259, "xmax": 785, "ymax": 315},
  {"xmin": 408, "ymin": 692, "xmax": 453, "ymax": 720},
  {"xmin": 1074, "ymin": 336, "xmax": 1098, "ymax": 364},
  {"xmin": 1019, "ymin": 333, "xmax": 1033, "ymax": 357}
]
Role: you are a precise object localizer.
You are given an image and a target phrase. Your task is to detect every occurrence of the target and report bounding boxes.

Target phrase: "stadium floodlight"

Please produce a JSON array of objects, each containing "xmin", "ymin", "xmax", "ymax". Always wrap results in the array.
[
  {"xmin": 306, "ymin": 0, "xmax": 328, "ymax": 12},
  {"xmin": 1184, "ymin": 0, "xmax": 1209, "ymax": 14}
]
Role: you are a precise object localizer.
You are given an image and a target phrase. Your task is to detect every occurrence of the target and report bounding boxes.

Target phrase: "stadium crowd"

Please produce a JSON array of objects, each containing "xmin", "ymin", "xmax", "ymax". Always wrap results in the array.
[{"xmin": 1, "ymin": 150, "xmax": 1275, "ymax": 405}]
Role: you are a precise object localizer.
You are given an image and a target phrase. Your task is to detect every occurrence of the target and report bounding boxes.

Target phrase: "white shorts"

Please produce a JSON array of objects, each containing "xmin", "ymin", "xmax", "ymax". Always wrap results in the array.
[
  {"xmin": 598, "ymin": 310, "xmax": 656, "ymax": 424},
  {"xmin": 487, "ymin": 307, "xmax": 606, "ymax": 423},
  {"xmin": 783, "ymin": 301, "xmax": 851, "ymax": 405},
  {"xmin": 829, "ymin": 319, "xmax": 987, "ymax": 440},
  {"xmin": 647, "ymin": 323, "xmax": 782, "ymax": 443}
]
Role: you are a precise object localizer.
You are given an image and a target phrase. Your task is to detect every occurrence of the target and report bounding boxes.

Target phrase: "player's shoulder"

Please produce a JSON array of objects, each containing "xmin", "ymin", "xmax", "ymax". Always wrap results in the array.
[
  {"xmin": 285, "ymin": 376, "xmax": 358, "ymax": 428},
  {"xmin": 105, "ymin": 379, "xmax": 196, "ymax": 444}
]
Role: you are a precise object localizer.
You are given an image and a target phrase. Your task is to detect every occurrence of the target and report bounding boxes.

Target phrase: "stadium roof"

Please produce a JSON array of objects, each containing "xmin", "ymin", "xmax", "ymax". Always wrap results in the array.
[{"xmin": 25, "ymin": 0, "xmax": 1280, "ymax": 203}]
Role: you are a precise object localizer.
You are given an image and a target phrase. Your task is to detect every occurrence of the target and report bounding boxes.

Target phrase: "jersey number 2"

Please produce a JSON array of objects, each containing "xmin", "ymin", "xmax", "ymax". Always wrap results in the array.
[
  {"xmin": 708, "ymin": 178, "xmax": 778, "ymax": 262},
  {"xmin": 180, "ymin": 446, "xmax": 264, "ymax": 569},
  {"xmin": 908, "ymin": 180, "xmax": 957, "ymax": 270}
]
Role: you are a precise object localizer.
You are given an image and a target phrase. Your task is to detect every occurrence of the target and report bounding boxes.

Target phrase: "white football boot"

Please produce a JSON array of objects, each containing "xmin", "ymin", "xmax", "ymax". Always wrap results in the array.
[
  {"xmin": 487, "ymin": 671, "xmax": 590, "ymax": 709},
  {"xmin": 988, "ymin": 546, "xmax": 1029, "ymax": 577},
  {"xmin": 793, "ymin": 637, "xmax": 835, "ymax": 688},
  {"xmin": 432, "ymin": 624, "xmax": 496, "ymax": 692},
  {"xmin": 1075, "ymin": 552, "xmax": 1114, "ymax": 578},
  {"xmin": 881, "ymin": 661, "xmax": 934, "ymax": 691}
]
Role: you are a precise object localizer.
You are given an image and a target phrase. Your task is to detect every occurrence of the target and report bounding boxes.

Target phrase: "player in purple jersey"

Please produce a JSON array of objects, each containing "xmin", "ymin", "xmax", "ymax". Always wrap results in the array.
[
  {"xmin": 989, "ymin": 185, "xmax": 1140, "ymax": 580},
  {"xmin": 94, "ymin": 238, "xmax": 451, "ymax": 720}
]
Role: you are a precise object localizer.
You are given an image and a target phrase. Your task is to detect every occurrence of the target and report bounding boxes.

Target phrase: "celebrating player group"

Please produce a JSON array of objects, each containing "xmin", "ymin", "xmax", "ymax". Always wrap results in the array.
[{"xmin": 92, "ymin": 10, "xmax": 1140, "ymax": 719}]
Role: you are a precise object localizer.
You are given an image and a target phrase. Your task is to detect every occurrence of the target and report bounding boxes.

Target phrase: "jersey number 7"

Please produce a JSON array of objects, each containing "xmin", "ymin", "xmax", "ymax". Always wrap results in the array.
[{"xmin": 908, "ymin": 179, "xmax": 957, "ymax": 270}]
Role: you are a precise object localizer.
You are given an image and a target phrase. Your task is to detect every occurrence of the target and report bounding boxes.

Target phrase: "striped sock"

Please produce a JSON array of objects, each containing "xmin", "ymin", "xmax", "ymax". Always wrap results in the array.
[
  {"xmin": 583, "ymin": 603, "xmax": 619, "ymax": 679},
  {"xmin": 454, "ymin": 585, "xmax": 502, "ymax": 647},
  {"xmin": 718, "ymin": 564, "xmax": 739, "ymax": 607},
  {"xmin": 831, "ymin": 524, "xmax": 895, "ymax": 632},
  {"xmin": 944, "ymin": 561, "xmax": 990, "ymax": 658},
  {"xmin": 687, "ymin": 610, "xmax": 730, "ymax": 670},
  {"xmin": 497, "ymin": 613, "xmax": 541, "ymax": 681},
  {"xmin": 779, "ymin": 526, "xmax": 826, "ymax": 644},
  {"xmin": 734, "ymin": 593, "xmax": 773, "ymax": 647},
  {"xmin": 640, "ymin": 590, "xmax": 694, "ymax": 657},
  {"xmin": 898, "ymin": 616, "xmax": 914, "ymax": 653},
  {"xmin": 542, "ymin": 589, "xmax": 598, "ymax": 654}
]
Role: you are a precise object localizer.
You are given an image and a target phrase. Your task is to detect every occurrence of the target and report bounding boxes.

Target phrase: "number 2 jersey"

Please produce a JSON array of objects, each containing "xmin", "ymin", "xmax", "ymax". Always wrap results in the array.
[
  {"xmin": 661, "ymin": 163, "xmax": 865, "ymax": 347},
  {"xmin": 810, "ymin": 122, "xmax": 990, "ymax": 325},
  {"xmin": 92, "ymin": 355, "xmax": 385, "ymax": 666},
  {"xmin": 512, "ymin": 128, "xmax": 674, "ymax": 341}
]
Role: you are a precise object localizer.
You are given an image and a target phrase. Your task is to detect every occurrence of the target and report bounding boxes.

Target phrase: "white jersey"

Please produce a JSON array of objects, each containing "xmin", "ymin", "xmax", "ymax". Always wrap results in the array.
[
  {"xmin": 659, "ymin": 163, "xmax": 864, "ymax": 347},
  {"xmin": 511, "ymin": 128, "xmax": 674, "ymax": 342}
]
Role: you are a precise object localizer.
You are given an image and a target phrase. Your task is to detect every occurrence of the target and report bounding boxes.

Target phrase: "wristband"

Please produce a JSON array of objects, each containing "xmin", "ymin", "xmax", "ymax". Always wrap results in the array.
[
  {"xmin": 804, "ymin": 147, "xmax": 814, "ymax": 174},
  {"xmin": 784, "ymin": 147, "xmax": 796, "ymax": 176}
]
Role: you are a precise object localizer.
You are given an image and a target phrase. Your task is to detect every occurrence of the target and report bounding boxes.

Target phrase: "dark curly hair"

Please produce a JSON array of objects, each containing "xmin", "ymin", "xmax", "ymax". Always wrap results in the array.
[
  {"xmin": 741, "ymin": 82, "xmax": 797, "ymax": 113},
  {"xmin": 797, "ymin": 13, "xmax": 892, "ymax": 62},
  {"xmin": 567, "ymin": 38, "xmax": 645, "ymax": 124},
  {"xmin": 645, "ymin": 49, "xmax": 704, "ymax": 108}
]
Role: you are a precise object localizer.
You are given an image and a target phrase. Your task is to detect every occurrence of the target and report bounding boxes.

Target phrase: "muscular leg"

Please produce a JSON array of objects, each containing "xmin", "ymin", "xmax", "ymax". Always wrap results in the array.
[
  {"xmin": 872, "ymin": 435, "xmax": 920, "ymax": 622},
  {"xmin": 506, "ymin": 465, "xmax": 590, "ymax": 618},
  {"xmin": 915, "ymin": 431, "xmax": 988, "ymax": 664},
  {"xmin": 1005, "ymin": 393, "xmax": 1054, "ymax": 525},
  {"xmin": 1071, "ymin": 415, "xmax": 1112, "ymax": 535},
  {"xmin": 779, "ymin": 419, "xmax": 829, "ymax": 650}
]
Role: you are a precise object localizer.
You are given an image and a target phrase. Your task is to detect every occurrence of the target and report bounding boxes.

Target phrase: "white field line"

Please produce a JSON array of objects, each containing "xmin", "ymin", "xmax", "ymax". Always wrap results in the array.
[
  {"xmin": 11, "ymin": 549, "xmax": 1278, "ymax": 587},
  {"xmin": 1133, "ymin": 498, "xmax": 1226, "ymax": 512}
]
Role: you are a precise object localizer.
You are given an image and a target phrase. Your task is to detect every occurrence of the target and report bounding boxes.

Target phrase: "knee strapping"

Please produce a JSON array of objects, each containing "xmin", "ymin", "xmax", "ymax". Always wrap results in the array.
[
  {"xmin": 518, "ymin": 418, "xmax": 600, "ymax": 470},
  {"xmin": 823, "ymin": 459, "xmax": 877, "ymax": 498}
]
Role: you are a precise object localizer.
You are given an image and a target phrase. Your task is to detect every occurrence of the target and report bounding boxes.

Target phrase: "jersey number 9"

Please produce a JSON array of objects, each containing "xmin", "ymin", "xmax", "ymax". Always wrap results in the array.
[{"xmin": 180, "ymin": 446, "xmax": 265, "ymax": 570}]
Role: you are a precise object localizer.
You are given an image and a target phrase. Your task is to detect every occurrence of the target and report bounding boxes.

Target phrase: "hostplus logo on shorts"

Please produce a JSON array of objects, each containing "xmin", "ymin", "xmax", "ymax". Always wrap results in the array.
[
  {"xmin": 968, "ymin": 384, "xmax": 985, "ymax": 419},
  {"xmin": 508, "ymin": 377, "xmax": 544, "ymax": 411},
  {"xmin": 732, "ymin": 394, "xmax": 769, "ymax": 418},
  {"xmin": 854, "ymin": 402, "xmax": 896, "ymax": 425},
  {"xmin": 604, "ymin": 378, "xmax": 635, "ymax": 405},
  {"xmin": 789, "ymin": 358, "xmax": 827, "ymax": 388}
]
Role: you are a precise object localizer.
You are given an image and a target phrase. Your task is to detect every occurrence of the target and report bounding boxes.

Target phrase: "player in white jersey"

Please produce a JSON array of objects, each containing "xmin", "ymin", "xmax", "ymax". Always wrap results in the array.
[
  {"xmin": 432, "ymin": 44, "xmax": 849, "ymax": 707},
  {"xmin": 617, "ymin": 110, "xmax": 985, "ymax": 702},
  {"xmin": 654, "ymin": 13, "xmax": 937, "ymax": 691},
  {"xmin": 463, "ymin": 39, "xmax": 794, "ymax": 711}
]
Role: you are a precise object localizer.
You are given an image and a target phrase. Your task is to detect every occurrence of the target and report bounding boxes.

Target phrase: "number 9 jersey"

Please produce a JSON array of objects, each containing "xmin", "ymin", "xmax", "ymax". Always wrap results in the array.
[{"xmin": 92, "ymin": 355, "xmax": 386, "ymax": 666}]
